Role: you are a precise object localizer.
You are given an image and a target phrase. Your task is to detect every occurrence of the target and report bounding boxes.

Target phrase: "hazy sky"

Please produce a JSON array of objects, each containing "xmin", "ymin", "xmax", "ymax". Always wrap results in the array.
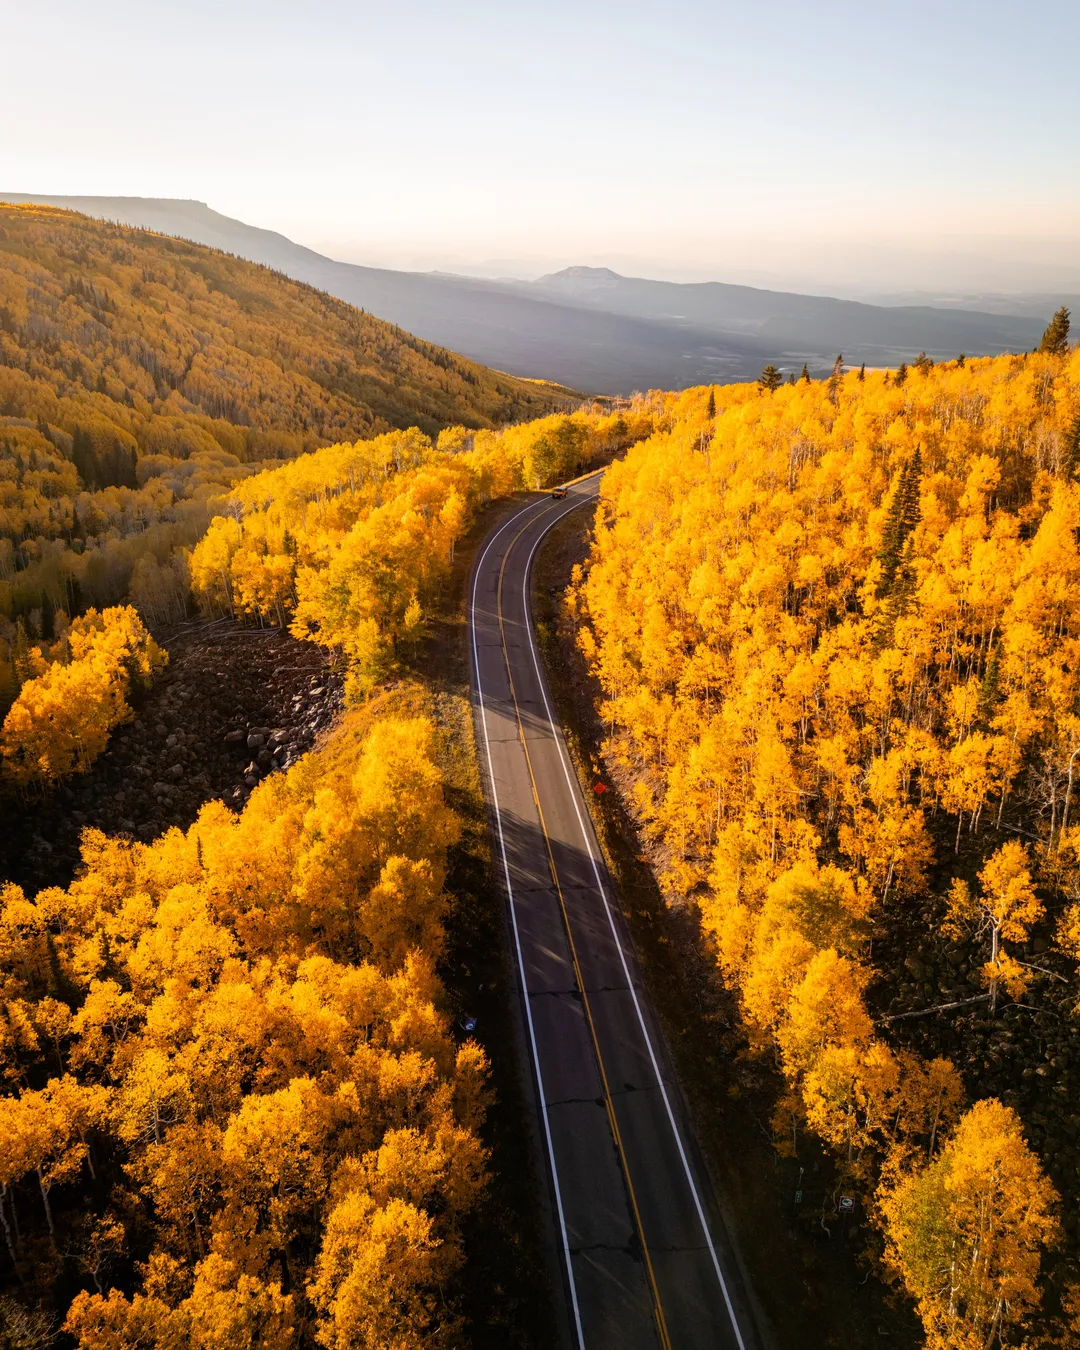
[{"xmin": 4, "ymin": 0, "xmax": 1079, "ymax": 290}]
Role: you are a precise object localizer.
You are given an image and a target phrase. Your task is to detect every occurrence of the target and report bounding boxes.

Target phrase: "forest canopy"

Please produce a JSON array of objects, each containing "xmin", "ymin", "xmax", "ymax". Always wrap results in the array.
[{"xmin": 571, "ymin": 347, "xmax": 1080, "ymax": 1347}]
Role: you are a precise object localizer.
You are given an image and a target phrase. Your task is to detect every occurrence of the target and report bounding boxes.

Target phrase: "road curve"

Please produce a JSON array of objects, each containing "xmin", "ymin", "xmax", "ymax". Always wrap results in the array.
[{"xmin": 468, "ymin": 476, "xmax": 759, "ymax": 1350}]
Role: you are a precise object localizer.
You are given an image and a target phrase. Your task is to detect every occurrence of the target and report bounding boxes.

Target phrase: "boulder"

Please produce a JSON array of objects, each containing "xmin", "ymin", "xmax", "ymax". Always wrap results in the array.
[{"xmin": 247, "ymin": 733, "xmax": 265, "ymax": 750}]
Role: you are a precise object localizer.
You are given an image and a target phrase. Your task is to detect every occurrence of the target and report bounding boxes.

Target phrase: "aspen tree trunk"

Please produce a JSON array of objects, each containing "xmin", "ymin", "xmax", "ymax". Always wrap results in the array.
[
  {"xmin": 0, "ymin": 1187, "xmax": 19, "ymax": 1272},
  {"xmin": 1061, "ymin": 747, "xmax": 1079, "ymax": 844},
  {"xmin": 36, "ymin": 1171, "xmax": 54, "ymax": 1241}
]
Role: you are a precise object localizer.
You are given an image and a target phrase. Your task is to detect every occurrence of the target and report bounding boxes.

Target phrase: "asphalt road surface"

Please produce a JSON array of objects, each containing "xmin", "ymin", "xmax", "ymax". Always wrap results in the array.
[{"xmin": 469, "ymin": 475, "xmax": 760, "ymax": 1350}]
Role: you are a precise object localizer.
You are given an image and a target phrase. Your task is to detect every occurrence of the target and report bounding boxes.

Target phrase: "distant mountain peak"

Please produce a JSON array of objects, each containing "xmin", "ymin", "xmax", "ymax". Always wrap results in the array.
[{"xmin": 538, "ymin": 265, "xmax": 624, "ymax": 286}]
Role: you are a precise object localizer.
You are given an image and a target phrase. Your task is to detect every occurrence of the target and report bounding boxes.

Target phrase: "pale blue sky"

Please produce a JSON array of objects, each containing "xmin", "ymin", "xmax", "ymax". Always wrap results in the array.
[{"xmin": 4, "ymin": 0, "xmax": 1078, "ymax": 289}]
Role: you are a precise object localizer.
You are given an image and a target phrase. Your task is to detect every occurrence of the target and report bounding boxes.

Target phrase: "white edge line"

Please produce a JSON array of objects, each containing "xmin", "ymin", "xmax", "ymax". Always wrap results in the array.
[
  {"xmin": 468, "ymin": 497, "xmax": 587, "ymax": 1350},
  {"xmin": 520, "ymin": 492, "xmax": 750, "ymax": 1350}
]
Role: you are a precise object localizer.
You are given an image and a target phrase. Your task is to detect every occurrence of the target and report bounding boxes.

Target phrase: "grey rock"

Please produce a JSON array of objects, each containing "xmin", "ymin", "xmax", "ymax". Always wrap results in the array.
[
  {"xmin": 225, "ymin": 729, "xmax": 245, "ymax": 743},
  {"xmin": 168, "ymin": 764, "xmax": 184, "ymax": 780},
  {"xmin": 247, "ymin": 733, "xmax": 265, "ymax": 750},
  {"xmin": 244, "ymin": 774, "xmax": 260, "ymax": 789},
  {"xmin": 257, "ymin": 748, "xmax": 273, "ymax": 769}
]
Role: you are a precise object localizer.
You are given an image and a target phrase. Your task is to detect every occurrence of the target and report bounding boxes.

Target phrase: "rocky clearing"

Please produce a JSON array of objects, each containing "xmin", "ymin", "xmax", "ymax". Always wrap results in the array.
[{"xmin": 0, "ymin": 620, "xmax": 344, "ymax": 895}]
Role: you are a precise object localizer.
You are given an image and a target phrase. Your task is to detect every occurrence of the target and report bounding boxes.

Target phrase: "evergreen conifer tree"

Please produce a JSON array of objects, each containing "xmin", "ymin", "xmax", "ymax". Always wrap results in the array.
[
  {"xmin": 1039, "ymin": 306, "xmax": 1071, "ymax": 356},
  {"xmin": 875, "ymin": 448, "xmax": 923, "ymax": 599},
  {"xmin": 801, "ymin": 363, "xmax": 811, "ymax": 383},
  {"xmin": 979, "ymin": 645, "xmax": 1001, "ymax": 725},
  {"xmin": 857, "ymin": 363, "xmax": 865, "ymax": 381},
  {"xmin": 895, "ymin": 362, "xmax": 908, "ymax": 387},
  {"xmin": 1063, "ymin": 406, "xmax": 1080, "ymax": 481},
  {"xmin": 705, "ymin": 388, "xmax": 716, "ymax": 419},
  {"xmin": 758, "ymin": 364, "xmax": 783, "ymax": 393},
  {"xmin": 875, "ymin": 536, "xmax": 918, "ymax": 648}
]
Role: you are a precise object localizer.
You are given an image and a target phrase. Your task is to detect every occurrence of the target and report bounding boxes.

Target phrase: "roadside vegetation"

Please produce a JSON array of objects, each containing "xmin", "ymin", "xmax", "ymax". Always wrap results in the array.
[
  {"xmin": 568, "ymin": 327, "xmax": 1080, "ymax": 1347},
  {"xmin": 0, "ymin": 288, "xmax": 655, "ymax": 1343}
]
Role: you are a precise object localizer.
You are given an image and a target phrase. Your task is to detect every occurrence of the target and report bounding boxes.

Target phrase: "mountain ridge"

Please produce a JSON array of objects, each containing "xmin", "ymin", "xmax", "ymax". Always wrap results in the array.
[{"xmin": 0, "ymin": 195, "xmax": 1049, "ymax": 392}]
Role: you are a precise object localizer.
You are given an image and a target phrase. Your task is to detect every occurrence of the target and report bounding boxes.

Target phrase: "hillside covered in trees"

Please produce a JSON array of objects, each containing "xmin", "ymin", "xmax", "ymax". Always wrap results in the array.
[
  {"xmin": 571, "ymin": 344, "xmax": 1080, "ymax": 1347},
  {"xmin": 0, "ymin": 204, "xmax": 581, "ymax": 772},
  {"xmin": 0, "ymin": 203, "xmax": 572, "ymax": 645}
]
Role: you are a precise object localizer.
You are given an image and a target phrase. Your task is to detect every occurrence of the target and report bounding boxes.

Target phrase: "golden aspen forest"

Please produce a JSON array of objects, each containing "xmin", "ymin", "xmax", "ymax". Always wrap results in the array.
[
  {"xmin": 6, "ymin": 195, "xmax": 1080, "ymax": 1350},
  {"xmin": 569, "ymin": 341, "xmax": 1080, "ymax": 1347},
  {"xmin": 0, "ymin": 199, "xmax": 664, "ymax": 1350}
]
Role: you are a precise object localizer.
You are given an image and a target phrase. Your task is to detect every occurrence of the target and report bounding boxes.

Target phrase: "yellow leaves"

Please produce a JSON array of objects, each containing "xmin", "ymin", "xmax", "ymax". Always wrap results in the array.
[
  {"xmin": 183, "ymin": 1253, "xmax": 297, "ymax": 1350},
  {"xmin": 777, "ymin": 949, "xmax": 874, "ymax": 1078},
  {"xmin": 0, "ymin": 605, "xmax": 165, "ymax": 786},
  {"xmin": 1, "ymin": 656, "xmax": 123, "ymax": 783},
  {"xmin": 958, "ymin": 452, "xmax": 1001, "ymax": 518},
  {"xmin": 126, "ymin": 887, "xmax": 237, "ymax": 996},
  {"xmin": 65, "ymin": 1255, "xmax": 298, "ymax": 1350},
  {"xmin": 880, "ymin": 1098, "xmax": 1060, "ymax": 1350},
  {"xmin": 308, "ymin": 1192, "xmax": 457, "ymax": 1350},
  {"xmin": 0, "ymin": 1075, "xmax": 111, "ymax": 1195},
  {"xmin": 361, "ymin": 858, "xmax": 447, "ymax": 972},
  {"xmin": 1, "ymin": 695, "xmax": 480, "ymax": 1343},
  {"xmin": 978, "ymin": 840, "xmax": 1042, "ymax": 938}
]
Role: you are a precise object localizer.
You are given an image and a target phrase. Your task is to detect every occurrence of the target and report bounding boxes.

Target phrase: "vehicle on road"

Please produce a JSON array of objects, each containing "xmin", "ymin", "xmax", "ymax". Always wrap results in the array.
[{"xmin": 550, "ymin": 485, "xmax": 568, "ymax": 498}]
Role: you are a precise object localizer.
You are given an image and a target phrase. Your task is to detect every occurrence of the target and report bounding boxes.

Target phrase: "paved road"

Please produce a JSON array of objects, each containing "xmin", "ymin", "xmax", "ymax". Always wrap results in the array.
[{"xmin": 469, "ymin": 476, "xmax": 759, "ymax": 1350}]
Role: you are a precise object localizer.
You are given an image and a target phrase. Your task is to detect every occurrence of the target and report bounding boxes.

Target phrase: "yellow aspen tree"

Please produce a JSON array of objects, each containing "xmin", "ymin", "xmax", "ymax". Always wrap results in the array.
[
  {"xmin": 945, "ymin": 840, "xmax": 1043, "ymax": 1013},
  {"xmin": 880, "ymin": 1099, "xmax": 1059, "ymax": 1350}
]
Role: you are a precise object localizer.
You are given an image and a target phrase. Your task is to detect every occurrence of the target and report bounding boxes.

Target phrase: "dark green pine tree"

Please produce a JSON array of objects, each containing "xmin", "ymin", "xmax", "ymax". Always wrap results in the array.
[
  {"xmin": 857, "ymin": 363, "xmax": 866, "ymax": 382},
  {"xmin": 875, "ymin": 448, "xmax": 923, "ymax": 599},
  {"xmin": 71, "ymin": 426, "xmax": 98, "ymax": 489},
  {"xmin": 39, "ymin": 593, "xmax": 56, "ymax": 643},
  {"xmin": 1039, "ymin": 305, "xmax": 1071, "ymax": 356},
  {"xmin": 978, "ymin": 644, "xmax": 1001, "ymax": 726},
  {"xmin": 1062, "ymin": 406, "xmax": 1080, "ymax": 480},
  {"xmin": 956, "ymin": 353, "xmax": 966, "ymax": 367},
  {"xmin": 914, "ymin": 351, "xmax": 933, "ymax": 375},
  {"xmin": 787, "ymin": 372, "xmax": 796, "ymax": 384},
  {"xmin": 875, "ymin": 535, "xmax": 918, "ymax": 649},
  {"xmin": 801, "ymin": 363, "xmax": 811, "ymax": 383},
  {"xmin": 894, "ymin": 361, "xmax": 908, "ymax": 387},
  {"xmin": 705, "ymin": 388, "xmax": 716, "ymax": 419},
  {"xmin": 758, "ymin": 364, "xmax": 783, "ymax": 393}
]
